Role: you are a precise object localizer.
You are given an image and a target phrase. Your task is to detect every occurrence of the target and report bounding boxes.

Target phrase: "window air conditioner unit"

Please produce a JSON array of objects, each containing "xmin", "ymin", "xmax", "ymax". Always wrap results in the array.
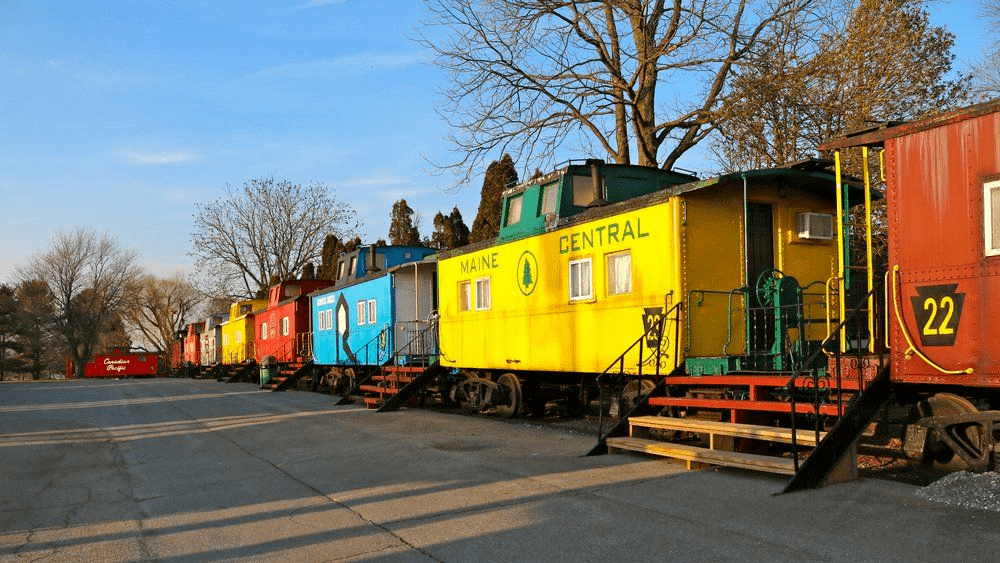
[{"xmin": 797, "ymin": 212, "xmax": 834, "ymax": 240}]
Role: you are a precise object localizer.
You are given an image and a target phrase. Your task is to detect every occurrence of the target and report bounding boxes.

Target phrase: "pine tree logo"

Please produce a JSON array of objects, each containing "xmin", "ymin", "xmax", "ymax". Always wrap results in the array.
[{"xmin": 517, "ymin": 250, "xmax": 538, "ymax": 296}]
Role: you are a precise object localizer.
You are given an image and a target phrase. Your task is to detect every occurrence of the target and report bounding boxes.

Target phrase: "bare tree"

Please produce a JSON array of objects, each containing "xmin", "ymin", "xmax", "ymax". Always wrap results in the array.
[
  {"xmin": 422, "ymin": 0, "xmax": 810, "ymax": 181},
  {"xmin": 191, "ymin": 176, "xmax": 358, "ymax": 299},
  {"xmin": 123, "ymin": 274, "xmax": 201, "ymax": 366},
  {"xmin": 21, "ymin": 227, "xmax": 142, "ymax": 379},
  {"xmin": 972, "ymin": 0, "xmax": 1000, "ymax": 99},
  {"xmin": 712, "ymin": 0, "xmax": 968, "ymax": 171}
]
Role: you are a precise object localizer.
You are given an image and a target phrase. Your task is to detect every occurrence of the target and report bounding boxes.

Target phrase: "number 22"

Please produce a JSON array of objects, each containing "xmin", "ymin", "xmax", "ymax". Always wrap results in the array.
[{"xmin": 922, "ymin": 296, "xmax": 955, "ymax": 336}]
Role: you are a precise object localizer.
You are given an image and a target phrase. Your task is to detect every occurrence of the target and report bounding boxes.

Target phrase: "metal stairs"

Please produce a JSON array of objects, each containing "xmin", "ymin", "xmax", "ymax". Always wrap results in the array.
[
  {"xmin": 358, "ymin": 361, "xmax": 444, "ymax": 411},
  {"xmin": 264, "ymin": 361, "xmax": 316, "ymax": 392}
]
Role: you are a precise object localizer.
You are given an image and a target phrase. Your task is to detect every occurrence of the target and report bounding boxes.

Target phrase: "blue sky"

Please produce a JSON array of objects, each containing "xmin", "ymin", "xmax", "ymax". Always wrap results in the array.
[{"xmin": 0, "ymin": 0, "xmax": 991, "ymax": 284}]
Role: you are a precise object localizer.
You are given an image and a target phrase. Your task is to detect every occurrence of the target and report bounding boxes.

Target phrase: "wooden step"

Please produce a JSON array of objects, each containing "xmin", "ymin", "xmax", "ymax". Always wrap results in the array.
[
  {"xmin": 358, "ymin": 384, "xmax": 393, "ymax": 394},
  {"xmin": 662, "ymin": 374, "xmax": 861, "ymax": 391},
  {"xmin": 628, "ymin": 416, "xmax": 826, "ymax": 446},
  {"xmin": 606, "ymin": 436, "xmax": 796, "ymax": 475},
  {"xmin": 371, "ymin": 374, "xmax": 414, "ymax": 384},
  {"xmin": 648, "ymin": 396, "xmax": 844, "ymax": 416}
]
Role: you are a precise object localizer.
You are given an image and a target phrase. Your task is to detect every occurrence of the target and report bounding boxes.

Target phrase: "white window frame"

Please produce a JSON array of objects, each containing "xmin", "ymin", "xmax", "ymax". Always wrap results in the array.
[
  {"xmin": 986, "ymin": 180, "xmax": 1000, "ymax": 257},
  {"xmin": 357, "ymin": 301, "xmax": 366, "ymax": 325},
  {"xmin": 281, "ymin": 317, "xmax": 289, "ymax": 336},
  {"xmin": 475, "ymin": 277, "xmax": 491, "ymax": 310},
  {"xmin": 318, "ymin": 310, "xmax": 326, "ymax": 331},
  {"xmin": 367, "ymin": 299, "xmax": 377, "ymax": 324},
  {"xmin": 606, "ymin": 251, "xmax": 632, "ymax": 296},
  {"xmin": 569, "ymin": 257, "xmax": 594, "ymax": 301},
  {"xmin": 459, "ymin": 281, "xmax": 472, "ymax": 312},
  {"xmin": 325, "ymin": 309, "xmax": 333, "ymax": 332},
  {"xmin": 261, "ymin": 322, "xmax": 268, "ymax": 340}
]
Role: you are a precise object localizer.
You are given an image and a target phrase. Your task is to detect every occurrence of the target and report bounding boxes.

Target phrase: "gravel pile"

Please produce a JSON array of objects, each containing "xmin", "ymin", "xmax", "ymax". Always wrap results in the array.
[{"xmin": 915, "ymin": 471, "xmax": 1000, "ymax": 512}]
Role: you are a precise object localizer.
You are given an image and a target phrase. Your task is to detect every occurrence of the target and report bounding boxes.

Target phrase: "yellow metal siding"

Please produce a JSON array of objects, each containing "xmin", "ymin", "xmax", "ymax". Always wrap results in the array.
[
  {"xmin": 220, "ymin": 299, "xmax": 267, "ymax": 364},
  {"xmin": 439, "ymin": 200, "xmax": 682, "ymax": 374}
]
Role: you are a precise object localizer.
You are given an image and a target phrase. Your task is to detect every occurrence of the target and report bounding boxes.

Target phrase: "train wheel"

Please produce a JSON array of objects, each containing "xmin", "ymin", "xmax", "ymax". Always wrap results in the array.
[
  {"xmin": 915, "ymin": 393, "xmax": 982, "ymax": 471},
  {"xmin": 494, "ymin": 373, "xmax": 522, "ymax": 419}
]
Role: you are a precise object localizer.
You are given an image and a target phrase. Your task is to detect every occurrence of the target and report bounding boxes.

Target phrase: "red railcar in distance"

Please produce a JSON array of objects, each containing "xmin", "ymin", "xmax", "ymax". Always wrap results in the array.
[
  {"xmin": 255, "ymin": 279, "xmax": 333, "ymax": 364},
  {"xmin": 81, "ymin": 347, "xmax": 161, "ymax": 378}
]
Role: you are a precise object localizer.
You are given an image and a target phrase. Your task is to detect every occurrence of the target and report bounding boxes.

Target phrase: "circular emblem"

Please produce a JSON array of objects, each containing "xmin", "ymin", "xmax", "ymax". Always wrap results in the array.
[{"xmin": 517, "ymin": 250, "xmax": 538, "ymax": 296}]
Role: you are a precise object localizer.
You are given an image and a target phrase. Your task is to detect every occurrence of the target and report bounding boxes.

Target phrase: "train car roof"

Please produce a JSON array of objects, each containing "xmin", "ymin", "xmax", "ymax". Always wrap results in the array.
[
  {"xmin": 819, "ymin": 98, "xmax": 1000, "ymax": 150},
  {"xmin": 675, "ymin": 159, "xmax": 871, "ymax": 201}
]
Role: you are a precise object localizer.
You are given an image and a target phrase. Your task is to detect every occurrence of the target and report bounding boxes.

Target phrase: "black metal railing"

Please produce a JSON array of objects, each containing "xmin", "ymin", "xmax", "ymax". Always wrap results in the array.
[
  {"xmin": 391, "ymin": 317, "xmax": 439, "ymax": 368},
  {"xmin": 595, "ymin": 301, "xmax": 683, "ymax": 440},
  {"xmin": 785, "ymin": 276, "xmax": 888, "ymax": 472}
]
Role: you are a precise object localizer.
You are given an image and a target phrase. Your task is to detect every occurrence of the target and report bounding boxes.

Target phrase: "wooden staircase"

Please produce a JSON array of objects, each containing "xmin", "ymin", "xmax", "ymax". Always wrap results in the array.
[
  {"xmin": 222, "ymin": 361, "xmax": 257, "ymax": 384},
  {"xmin": 263, "ymin": 361, "xmax": 316, "ymax": 392},
  {"xmin": 359, "ymin": 365, "xmax": 425, "ymax": 409},
  {"xmin": 607, "ymin": 415, "xmax": 826, "ymax": 475},
  {"xmin": 603, "ymin": 364, "xmax": 886, "ymax": 482}
]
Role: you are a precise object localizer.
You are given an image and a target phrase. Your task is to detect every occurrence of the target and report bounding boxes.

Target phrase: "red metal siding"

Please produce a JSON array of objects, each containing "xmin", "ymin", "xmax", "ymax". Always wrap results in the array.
[
  {"xmin": 887, "ymin": 110, "xmax": 1000, "ymax": 386},
  {"xmin": 84, "ymin": 349, "xmax": 159, "ymax": 378}
]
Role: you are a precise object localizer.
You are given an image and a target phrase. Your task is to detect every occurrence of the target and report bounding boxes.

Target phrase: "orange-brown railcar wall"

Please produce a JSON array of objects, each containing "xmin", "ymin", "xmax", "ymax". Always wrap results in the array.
[{"xmin": 887, "ymin": 110, "xmax": 1000, "ymax": 386}]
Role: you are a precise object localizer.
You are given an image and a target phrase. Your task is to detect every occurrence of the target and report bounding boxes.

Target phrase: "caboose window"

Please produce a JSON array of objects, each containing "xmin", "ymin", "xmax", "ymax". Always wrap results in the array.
[
  {"xmin": 337, "ymin": 261, "xmax": 346, "ymax": 279},
  {"xmin": 569, "ymin": 258, "xmax": 593, "ymax": 300},
  {"xmin": 986, "ymin": 180, "xmax": 1000, "ymax": 257},
  {"xmin": 367, "ymin": 299, "xmax": 377, "ymax": 324},
  {"xmin": 607, "ymin": 251, "xmax": 632, "ymax": 295},
  {"xmin": 281, "ymin": 317, "xmax": 289, "ymax": 336},
  {"xmin": 349, "ymin": 256, "xmax": 357, "ymax": 276},
  {"xmin": 540, "ymin": 182, "xmax": 558, "ymax": 215},
  {"xmin": 261, "ymin": 323, "xmax": 268, "ymax": 340},
  {"xmin": 357, "ymin": 301, "xmax": 366, "ymax": 325},
  {"xmin": 506, "ymin": 195, "xmax": 523, "ymax": 225},
  {"xmin": 318, "ymin": 310, "xmax": 326, "ymax": 331},
  {"xmin": 459, "ymin": 281, "xmax": 472, "ymax": 311},
  {"xmin": 572, "ymin": 174, "xmax": 603, "ymax": 207},
  {"xmin": 476, "ymin": 277, "xmax": 491, "ymax": 310}
]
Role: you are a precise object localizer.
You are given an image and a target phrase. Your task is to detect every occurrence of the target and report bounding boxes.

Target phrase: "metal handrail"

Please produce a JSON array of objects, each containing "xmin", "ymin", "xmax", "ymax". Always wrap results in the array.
[
  {"xmin": 595, "ymin": 301, "xmax": 683, "ymax": 439},
  {"xmin": 785, "ymin": 276, "xmax": 887, "ymax": 472}
]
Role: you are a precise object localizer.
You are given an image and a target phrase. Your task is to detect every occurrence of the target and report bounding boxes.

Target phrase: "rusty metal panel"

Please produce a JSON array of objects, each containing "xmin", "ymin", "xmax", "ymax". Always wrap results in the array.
[{"xmin": 886, "ymin": 108, "xmax": 1000, "ymax": 386}]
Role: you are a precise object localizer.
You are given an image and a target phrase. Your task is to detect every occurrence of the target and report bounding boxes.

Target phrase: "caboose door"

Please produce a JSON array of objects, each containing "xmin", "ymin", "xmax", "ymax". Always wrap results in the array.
[{"xmin": 746, "ymin": 203, "xmax": 775, "ymax": 356}]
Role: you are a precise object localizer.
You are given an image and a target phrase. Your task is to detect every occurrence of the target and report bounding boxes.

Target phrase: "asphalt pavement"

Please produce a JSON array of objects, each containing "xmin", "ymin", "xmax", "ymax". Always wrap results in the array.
[{"xmin": 1, "ymin": 378, "xmax": 998, "ymax": 562}]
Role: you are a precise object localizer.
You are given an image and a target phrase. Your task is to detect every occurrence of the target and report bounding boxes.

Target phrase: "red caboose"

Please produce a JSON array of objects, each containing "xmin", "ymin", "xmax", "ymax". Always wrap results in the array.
[
  {"xmin": 255, "ymin": 279, "xmax": 333, "ymax": 364},
  {"xmin": 82, "ymin": 347, "xmax": 160, "ymax": 378},
  {"xmin": 819, "ymin": 98, "xmax": 1000, "ymax": 476},
  {"xmin": 183, "ymin": 322, "xmax": 204, "ymax": 367}
]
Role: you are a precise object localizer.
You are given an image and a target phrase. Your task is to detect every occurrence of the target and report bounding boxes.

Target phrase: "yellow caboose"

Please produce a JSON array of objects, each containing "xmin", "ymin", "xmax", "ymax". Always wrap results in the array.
[
  {"xmin": 220, "ymin": 298, "xmax": 267, "ymax": 365},
  {"xmin": 437, "ymin": 159, "xmax": 857, "ymax": 415}
]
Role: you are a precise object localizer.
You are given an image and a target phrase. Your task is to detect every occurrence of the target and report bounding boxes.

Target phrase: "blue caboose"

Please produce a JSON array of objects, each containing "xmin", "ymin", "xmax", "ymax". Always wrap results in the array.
[{"xmin": 310, "ymin": 245, "xmax": 436, "ymax": 393}]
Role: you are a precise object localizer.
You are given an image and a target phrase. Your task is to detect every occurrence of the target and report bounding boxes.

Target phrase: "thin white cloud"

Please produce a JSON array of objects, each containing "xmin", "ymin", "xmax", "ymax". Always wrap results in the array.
[
  {"xmin": 294, "ymin": 0, "xmax": 348, "ymax": 9},
  {"xmin": 123, "ymin": 150, "xmax": 198, "ymax": 165},
  {"xmin": 334, "ymin": 175, "xmax": 411, "ymax": 189},
  {"xmin": 252, "ymin": 51, "xmax": 425, "ymax": 79}
]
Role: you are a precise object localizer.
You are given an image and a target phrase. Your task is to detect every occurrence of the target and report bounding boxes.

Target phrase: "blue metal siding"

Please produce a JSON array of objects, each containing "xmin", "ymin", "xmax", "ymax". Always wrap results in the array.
[{"xmin": 312, "ymin": 276, "xmax": 394, "ymax": 367}]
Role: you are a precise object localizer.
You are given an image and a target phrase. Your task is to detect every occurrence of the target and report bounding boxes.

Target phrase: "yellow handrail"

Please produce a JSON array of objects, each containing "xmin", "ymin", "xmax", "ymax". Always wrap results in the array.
[{"xmin": 890, "ymin": 265, "xmax": 973, "ymax": 375}]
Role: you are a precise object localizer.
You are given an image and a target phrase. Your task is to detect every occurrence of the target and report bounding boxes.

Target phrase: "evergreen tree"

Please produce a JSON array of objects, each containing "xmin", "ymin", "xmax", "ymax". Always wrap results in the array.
[
  {"xmin": 316, "ymin": 234, "xmax": 344, "ymax": 280},
  {"xmin": 388, "ymin": 199, "xmax": 422, "ymax": 246},
  {"xmin": 343, "ymin": 236, "xmax": 363, "ymax": 253},
  {"xmin": 431, "ymin": 206, "xmax": 471, "ymax": 250},
  {"xmin": 301, "ymin": 262, "xmax": 316, "ymax": 280},
  {"xmin": 470, "ymin": 154, "xmax": 517, "ymax": 244}
]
